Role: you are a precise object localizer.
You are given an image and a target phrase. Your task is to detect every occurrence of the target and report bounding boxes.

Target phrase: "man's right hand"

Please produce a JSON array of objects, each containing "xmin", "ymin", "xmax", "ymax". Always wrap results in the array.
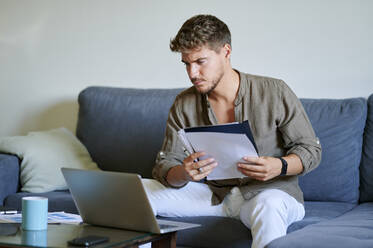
[
  {"xmin": 166, "ymin": 151, "xmax": 218, "ymax": 187},
  {"xmin": 182, "ymin": 151, "xmax": 218, "ymax": 181}
]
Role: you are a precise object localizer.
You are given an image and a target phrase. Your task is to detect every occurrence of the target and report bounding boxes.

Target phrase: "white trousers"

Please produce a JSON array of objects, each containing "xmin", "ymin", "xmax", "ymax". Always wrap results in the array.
[{"xmin": 141, "ymin": 179, "xmax": 305, "ymax": 248}]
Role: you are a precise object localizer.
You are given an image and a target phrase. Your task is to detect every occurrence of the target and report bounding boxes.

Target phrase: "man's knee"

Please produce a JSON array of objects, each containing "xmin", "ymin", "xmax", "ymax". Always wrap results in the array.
[
  {"xmin": 239, "ymin": 190, "xmax": 288, "ymax": 228},
  {"xmin": 253, "ymin": 191, "xmax": 287, "ymax": 212}
]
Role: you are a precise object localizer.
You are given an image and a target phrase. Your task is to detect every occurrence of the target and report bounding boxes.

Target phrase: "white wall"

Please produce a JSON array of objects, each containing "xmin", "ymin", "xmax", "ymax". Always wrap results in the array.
[{"xmin": 1, "ymin": 0, "xmax": 372, "ymax": 137}]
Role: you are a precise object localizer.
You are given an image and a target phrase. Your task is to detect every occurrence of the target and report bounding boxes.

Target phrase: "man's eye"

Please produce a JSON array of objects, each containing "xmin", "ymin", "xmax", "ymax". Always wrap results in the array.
[{"xmin": 197, "ymin": 60, "xmax": 206, "ymax": 65}]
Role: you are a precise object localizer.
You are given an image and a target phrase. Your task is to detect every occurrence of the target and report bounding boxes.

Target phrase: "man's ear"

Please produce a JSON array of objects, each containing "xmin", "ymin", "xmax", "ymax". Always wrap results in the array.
[{"xmin": 223, "ymin": 44, "xmax": 232, "ymax": 59}]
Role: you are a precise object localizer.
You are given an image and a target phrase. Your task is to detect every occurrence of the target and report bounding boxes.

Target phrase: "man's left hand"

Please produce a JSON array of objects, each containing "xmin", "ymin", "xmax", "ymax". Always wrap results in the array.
[{"xmin": 237, "ymin": 156, "xmax": 282, "ymax": 181}]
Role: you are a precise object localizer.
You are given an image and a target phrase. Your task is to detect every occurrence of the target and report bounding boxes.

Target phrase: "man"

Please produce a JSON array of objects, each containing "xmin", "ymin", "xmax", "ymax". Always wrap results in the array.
[{"xmin": 145, "ymin": 14, "xmax": 321, "ymax": 248}]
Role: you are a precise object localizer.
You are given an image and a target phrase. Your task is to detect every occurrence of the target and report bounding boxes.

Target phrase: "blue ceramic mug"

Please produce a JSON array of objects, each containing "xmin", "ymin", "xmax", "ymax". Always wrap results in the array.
[{"xmin": 22, "ymin": 197, "xmax": 48, "ymax": 230}]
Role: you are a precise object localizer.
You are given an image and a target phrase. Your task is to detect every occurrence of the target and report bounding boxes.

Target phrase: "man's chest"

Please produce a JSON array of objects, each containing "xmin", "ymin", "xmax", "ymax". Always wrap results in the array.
[
  {"xmin": 209, "ymin": 101, "xmax": 235, "ymax": 124},
  {"xmin": 205, "ymin": 99, "xmax": 283, "ymax": 156}
]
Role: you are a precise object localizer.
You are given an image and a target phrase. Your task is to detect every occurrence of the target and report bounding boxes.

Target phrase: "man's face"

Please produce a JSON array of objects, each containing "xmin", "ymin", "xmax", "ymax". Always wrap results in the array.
[{"xmin": 181, "ymin": 46, "xmax": 227, "ymax": 94}]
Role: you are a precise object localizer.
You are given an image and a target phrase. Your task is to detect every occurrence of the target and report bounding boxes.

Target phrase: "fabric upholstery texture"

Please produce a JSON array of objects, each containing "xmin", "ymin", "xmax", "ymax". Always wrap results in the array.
[
  {"xmin": 76, "ymin": 87, "xmax": 183, "ymax": 178},
  {"xmin": 4, "ymin": 190, "xmax": 77, "ymax": 214},
  {"xmin": 287, "ymin": 201, "xmax": 356, "ymax": 232},
  {"xmin": 299, "ymin": 98, "xmax": 367, "ymax": 203},
  {"xmin": 360, "ymin": 94, "xmax": 373, "ymax": 202},
  {"xmin": 266, "ymin": 203, "xmax": 373, "ymax": 248},
  {"xmin": 0, "ymin": 153, "xmax": 19, "ymax": 205},
  {"xmin": 164, "ymin": 201, "xmax": 355, "ymax": 247},
  {"xmin": 0, "ymin": 128, "xmax": 99, "ymax": 193}
]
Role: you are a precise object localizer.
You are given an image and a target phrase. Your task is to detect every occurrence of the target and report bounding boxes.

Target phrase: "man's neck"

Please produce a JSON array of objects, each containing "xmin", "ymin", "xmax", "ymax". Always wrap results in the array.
[{"xmin": 208, "ymin": 69, "xmax": 240, "ymax": 104}]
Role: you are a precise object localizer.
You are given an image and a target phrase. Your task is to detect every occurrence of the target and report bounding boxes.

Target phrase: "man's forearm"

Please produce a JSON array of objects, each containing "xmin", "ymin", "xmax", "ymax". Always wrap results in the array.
[
  {"xmin": 282, "ymin": 154, "xmax": 304, "ymax": 176},
  {"xmin": 237, "ymin": 153, "xmax": 304, "ymax": 181}
]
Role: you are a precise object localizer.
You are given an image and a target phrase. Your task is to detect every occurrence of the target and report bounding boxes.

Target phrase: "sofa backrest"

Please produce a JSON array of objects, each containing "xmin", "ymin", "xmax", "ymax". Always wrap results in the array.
[
  {"xmin": 76, "ymin": 86, "xmax": 183, "ymax": 178},
  {"xmin": 360, "ymin": 94, "xmax": 373, "ymax": 203},
  {"xmin": 76, "ymin": 86, "xmax": 369, "ymax": 204},
  {"xmin": 299, "ymin": 98, "xmax": 367, "ymax": 204}
]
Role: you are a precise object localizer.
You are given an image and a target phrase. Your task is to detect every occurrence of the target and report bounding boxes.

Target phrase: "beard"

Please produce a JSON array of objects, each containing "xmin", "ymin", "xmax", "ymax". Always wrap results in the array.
[{"xmin": 192, "ymin": 70, "xmax": 224, "ymax": 95}]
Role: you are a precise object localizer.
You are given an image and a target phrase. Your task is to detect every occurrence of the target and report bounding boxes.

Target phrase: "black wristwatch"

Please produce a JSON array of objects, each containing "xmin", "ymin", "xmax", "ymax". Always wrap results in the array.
[{"xmin": 279, "ymin": 157, "xmax": 288, "ymax": 176}]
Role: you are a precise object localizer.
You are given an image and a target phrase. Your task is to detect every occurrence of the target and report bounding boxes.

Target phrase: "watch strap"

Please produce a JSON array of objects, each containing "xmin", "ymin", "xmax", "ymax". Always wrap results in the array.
[{"xmin": 279, "ymin": 157, "xmax": 288, "ymax": 176}]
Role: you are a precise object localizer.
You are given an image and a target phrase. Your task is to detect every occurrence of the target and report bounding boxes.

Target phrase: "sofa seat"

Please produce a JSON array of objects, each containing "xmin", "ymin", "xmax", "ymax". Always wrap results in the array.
[
  {"xmin": 163, "ymin": 201, "xmax": 356, "ymax": 248},
  {"xmin": 267, "ymin": 203, "xmax": 373, "ymax": 248},
  {"xmin": 4, "ymin": 190, "xmax": 77, "ymax": 214},
  {"xmin": 287, "ymin": 201, "xmax": 356, "ymax": 232}
]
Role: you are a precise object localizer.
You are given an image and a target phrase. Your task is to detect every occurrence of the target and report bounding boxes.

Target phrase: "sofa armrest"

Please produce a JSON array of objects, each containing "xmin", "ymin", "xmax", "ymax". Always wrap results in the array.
[{"xmin": 0, "ymin": 153, "xmax": 20, "ymax": 205}]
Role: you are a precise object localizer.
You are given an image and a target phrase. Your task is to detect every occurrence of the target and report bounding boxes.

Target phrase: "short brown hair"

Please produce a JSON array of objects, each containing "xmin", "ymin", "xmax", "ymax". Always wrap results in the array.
[{"xmin": 170, "ymin": 14, "xmax": 231, "ymax": 53}]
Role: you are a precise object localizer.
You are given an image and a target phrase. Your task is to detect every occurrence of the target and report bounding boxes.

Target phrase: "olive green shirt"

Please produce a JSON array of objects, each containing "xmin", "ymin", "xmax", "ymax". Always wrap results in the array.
[{"xmin": 152, "ymin": 71, "xmax": 322, "ymax": 205}]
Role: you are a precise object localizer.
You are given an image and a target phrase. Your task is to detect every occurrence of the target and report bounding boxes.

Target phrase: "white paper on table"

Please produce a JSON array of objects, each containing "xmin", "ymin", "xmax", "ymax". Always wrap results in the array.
[
  {"xmin": 185, "ymin": 132, "xmax": 258, "ymax": 180},
  {"xmin": 0, "ymin": 212, "xmax": 83, "ymax": 225}
]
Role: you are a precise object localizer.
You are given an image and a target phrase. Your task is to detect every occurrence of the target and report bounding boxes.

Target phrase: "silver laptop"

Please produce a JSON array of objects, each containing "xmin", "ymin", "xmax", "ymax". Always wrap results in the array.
[{"xmin": 61, "ymin": 168, "xmax": 200, "ymax": 234}]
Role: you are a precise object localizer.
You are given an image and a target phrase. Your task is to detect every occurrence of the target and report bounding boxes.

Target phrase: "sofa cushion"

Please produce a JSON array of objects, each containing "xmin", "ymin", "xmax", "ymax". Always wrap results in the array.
[
  {"xmin": 0, "ymin": 128, "xmax": 99, "ymax": 193},
  {"xmin": 163, "ymin": 201, "xmax": 355, "ymax": 248},
  {"xmin": 299, "ymin": 98, "xmax": 367, "ymax": 203},
  {"xmin": 287, "ymin": 201, "xmax": 356, "ymax": 232},
  {"xmin": 0, "ymin": 153, "xmax": 19, "ymax": 205},
  {"xmin": 4, "ymin": 190, "xmax": 78, "ymax": 214},
  {"xmin": 267, "ymin": 203, "xmax": 373, "ymax": 248},
  {"xmin": 360, "ymin": 94, "xmax": 373, "ymax": 202},
  {"xmin": 76, "ymin": 87, "xmax": 183, "ymax": 178}
]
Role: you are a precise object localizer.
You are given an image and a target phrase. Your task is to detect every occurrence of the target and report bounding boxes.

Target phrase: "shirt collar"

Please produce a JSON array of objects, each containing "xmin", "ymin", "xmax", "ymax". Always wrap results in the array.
[{"xmin": 234, "ymin": 69, "xmax": 246, "ymax": 106}]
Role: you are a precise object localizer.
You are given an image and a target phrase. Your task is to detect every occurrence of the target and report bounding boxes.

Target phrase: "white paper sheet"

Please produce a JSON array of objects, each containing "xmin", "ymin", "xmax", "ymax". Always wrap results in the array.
[
  {"xmin": 0, "ymin": 212, "xmax": 83, "ymax": 224},
  {"xmin": 185, "ymin": 132, "xmax": 258, "ymax": 180}
]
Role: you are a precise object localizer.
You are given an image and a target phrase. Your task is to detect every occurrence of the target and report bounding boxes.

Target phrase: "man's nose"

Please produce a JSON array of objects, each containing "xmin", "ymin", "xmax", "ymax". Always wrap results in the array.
[{"xmin": 187, "ymin": 64, "xmax": 199, "ymax": 79}]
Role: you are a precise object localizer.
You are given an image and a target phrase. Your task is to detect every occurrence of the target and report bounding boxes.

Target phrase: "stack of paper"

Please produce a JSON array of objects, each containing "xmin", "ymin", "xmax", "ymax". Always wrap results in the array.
[
  {"xmin": 178, "ymin": 121, "xmax": 258, "ymax": 180},
  {"xmin": 0, "ymin": 212, "xmax": 82, "ymax": 225}
]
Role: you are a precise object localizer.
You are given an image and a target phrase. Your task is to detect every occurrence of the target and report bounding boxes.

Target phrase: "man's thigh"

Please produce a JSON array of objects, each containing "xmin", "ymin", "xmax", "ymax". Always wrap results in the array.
[
  {"xmin": 142, "ymin": 179, "xmax": 226, "ymax": 217},
  {"xmin": 240, "ymin": 189, "xmax": 305, "ymax": 228}
]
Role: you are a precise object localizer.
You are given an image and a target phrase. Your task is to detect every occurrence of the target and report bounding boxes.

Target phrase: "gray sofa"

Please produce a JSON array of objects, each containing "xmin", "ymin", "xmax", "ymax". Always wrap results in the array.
[{"xmin": 1, "ymin": 86, "xmax": 373, "ymax": 248}]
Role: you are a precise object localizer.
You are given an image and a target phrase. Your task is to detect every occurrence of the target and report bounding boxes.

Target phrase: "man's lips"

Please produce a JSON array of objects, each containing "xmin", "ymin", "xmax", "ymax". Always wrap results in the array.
[{"xmin": 194, "ymin": 81, "xmax": 203, "ymax": 85}]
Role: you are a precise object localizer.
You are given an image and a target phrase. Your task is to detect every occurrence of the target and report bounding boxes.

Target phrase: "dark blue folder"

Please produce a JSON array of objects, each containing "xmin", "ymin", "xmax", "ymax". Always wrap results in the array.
[{"xmin": 184, "ymin": 120, "xmax": 258, "ymax": 152}]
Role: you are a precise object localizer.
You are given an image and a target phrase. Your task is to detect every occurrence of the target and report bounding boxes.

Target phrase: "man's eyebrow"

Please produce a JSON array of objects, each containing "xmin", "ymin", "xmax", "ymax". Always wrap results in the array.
[{"xmin": 181, "ymin": 57, "xmax": 207, "ymax": 64}]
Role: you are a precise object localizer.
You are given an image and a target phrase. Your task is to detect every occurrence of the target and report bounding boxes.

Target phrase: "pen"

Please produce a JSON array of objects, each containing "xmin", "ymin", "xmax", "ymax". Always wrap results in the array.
[
  {"xmin": 183, "ymin": 148, "xmax": 202, "ymax": 172},
  {"xmin": 183, "ymin": 147, "xmax": 191, "ymax": 156},
  {"xmin": 183, "ymin": 148, "xmax": 199, "ymax": 162}
]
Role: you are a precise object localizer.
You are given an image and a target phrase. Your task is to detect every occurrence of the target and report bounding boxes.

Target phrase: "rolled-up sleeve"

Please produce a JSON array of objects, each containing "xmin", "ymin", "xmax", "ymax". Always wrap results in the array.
[
  {"xmin": 277, "ymin": 81, "xmax": 322, "ymax": 174},
  {"xmin": 152, "ymin": 97, "xmax": 188, "ymax": 188}
]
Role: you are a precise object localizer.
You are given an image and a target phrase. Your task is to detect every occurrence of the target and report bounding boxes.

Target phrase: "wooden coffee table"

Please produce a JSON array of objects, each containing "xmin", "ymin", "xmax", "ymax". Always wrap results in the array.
[{"xmin": 0, "ymin": 223, "xmax": 176, "ymax": 248}]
